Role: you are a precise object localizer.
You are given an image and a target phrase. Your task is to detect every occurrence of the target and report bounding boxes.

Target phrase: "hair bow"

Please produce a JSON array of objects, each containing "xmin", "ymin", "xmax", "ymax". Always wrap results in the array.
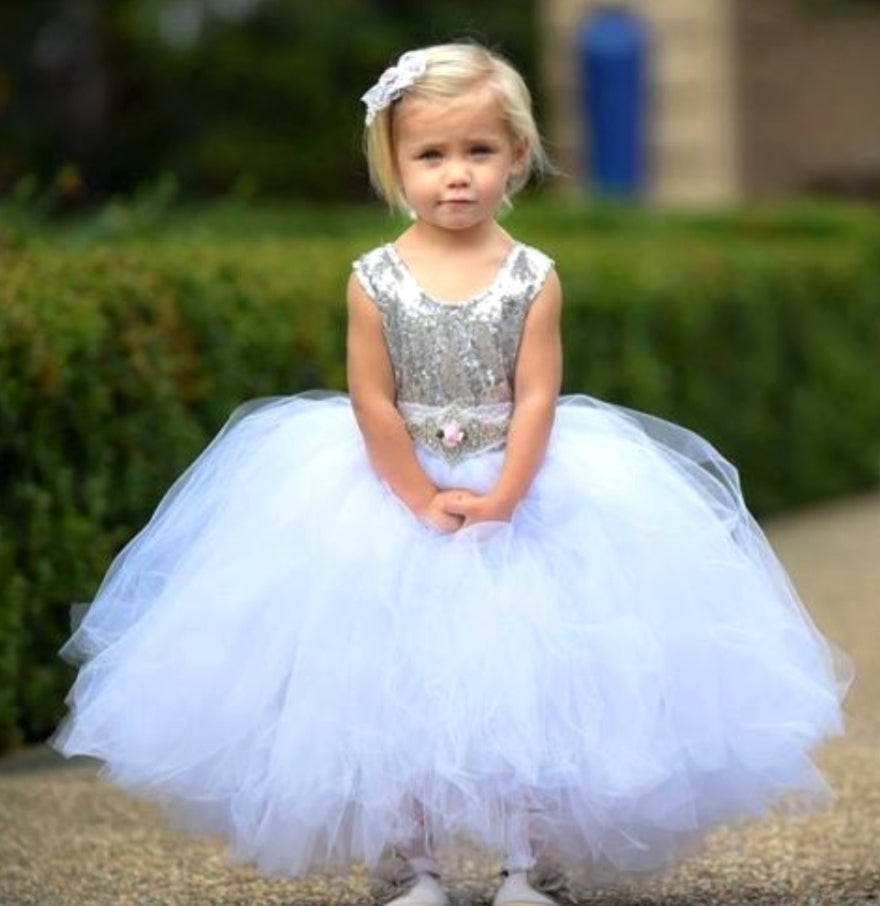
[{"xmin": 361, "ymin": 50, "xmax": 428, "ymax": 125}]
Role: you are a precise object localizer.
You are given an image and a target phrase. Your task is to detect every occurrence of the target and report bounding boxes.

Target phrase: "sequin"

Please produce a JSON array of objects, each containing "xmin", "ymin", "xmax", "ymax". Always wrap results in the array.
[{"xmin": 352, "ymin": 243, "xmax": 554, "ymax": 463}]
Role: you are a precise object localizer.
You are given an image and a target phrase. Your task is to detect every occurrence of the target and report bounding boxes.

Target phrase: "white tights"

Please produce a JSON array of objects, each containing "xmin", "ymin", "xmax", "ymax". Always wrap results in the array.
[{"xmin": 394, "ymin": 796, "xmax": 542, "ymax": 876}]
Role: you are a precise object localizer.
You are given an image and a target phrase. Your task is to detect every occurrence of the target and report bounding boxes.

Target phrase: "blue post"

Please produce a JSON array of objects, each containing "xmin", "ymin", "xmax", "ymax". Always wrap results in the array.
[{"xmin": 577, "ymin": 6, "xmax": 649, "ymax": 198}]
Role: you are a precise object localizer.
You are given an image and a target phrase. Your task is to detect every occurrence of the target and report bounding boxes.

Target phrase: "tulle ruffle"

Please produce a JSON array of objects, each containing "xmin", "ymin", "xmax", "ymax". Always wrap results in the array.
[{"xmin": 52, "ymin": 393, "xmax": 850, "ymax": 877}]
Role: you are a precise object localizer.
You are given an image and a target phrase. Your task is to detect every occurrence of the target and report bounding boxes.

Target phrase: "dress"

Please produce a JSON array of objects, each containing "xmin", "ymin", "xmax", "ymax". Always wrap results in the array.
[{"xmin": 52, "ymin": 241, "xmax": 849, "ymax": 879}]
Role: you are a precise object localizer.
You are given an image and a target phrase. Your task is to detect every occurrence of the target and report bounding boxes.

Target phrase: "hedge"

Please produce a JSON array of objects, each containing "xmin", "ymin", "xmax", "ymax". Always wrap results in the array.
[{"xmin": 1, "ymin": 206, "xmax": 879, "ymax": 751}]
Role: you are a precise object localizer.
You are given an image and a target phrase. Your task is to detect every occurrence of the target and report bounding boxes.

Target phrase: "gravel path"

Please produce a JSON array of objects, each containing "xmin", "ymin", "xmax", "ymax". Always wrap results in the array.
[{"xmin": 2, "ymin": 494, "xmax": 878, "ymax": 906}]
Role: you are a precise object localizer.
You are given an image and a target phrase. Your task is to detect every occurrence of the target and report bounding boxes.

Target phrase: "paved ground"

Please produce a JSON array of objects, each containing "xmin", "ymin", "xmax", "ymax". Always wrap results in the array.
[{"xmin": 1, "ymin": 494, "xmax": 878, "ymax": 906}]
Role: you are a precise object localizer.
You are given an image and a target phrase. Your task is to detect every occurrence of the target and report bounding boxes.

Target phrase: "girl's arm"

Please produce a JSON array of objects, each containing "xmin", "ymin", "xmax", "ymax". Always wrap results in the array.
[
  {"xmin": 346, "ymin": 274, "xmax": 462, "ymax": 533},
  {"xmin": 442, "ymin": 270, "xmax": 563, "ymax": 526}
]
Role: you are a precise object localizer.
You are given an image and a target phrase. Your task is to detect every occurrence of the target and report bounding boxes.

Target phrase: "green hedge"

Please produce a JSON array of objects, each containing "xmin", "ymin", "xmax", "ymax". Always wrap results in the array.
[{"xmin": 1, "ymin": 205, "xmax": 879, "ymax": 752}]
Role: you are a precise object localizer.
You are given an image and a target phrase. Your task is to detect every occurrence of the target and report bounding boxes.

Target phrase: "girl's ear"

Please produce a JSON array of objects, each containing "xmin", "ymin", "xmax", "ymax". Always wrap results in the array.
[{"xmin": 510, "ymin": 137, "xmax": 529, "ymax": 176}]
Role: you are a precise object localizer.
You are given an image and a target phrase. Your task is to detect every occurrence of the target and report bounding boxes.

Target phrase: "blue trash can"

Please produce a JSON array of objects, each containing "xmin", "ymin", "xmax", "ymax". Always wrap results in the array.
[{"xmin": 577, "ymin": 6, "xmax": 649, "ymax": 197}]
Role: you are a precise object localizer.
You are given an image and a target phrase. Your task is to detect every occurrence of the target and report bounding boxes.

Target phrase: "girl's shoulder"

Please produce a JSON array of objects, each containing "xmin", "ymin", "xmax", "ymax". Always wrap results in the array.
[
  {"xmin": 351, "ymin": 243, "xmax": 400, "ymax": 310},
  {"xmin": 502, "ymin": 242, "xmax": 556, "ymax": 312},
  {"xmin": 352, "ymin": 239, "xmax": 554, "ymax": 273},
  {"xmin": 350, "ymin": 240, "xmax": 556, "ymax": 310},
  {"xmin": 507, "ymin": 241, "xmax": 555, "ymax": 281},
  {"xmin": 352, "ymin": 242, "xmax": 393, "ymax": 271}
]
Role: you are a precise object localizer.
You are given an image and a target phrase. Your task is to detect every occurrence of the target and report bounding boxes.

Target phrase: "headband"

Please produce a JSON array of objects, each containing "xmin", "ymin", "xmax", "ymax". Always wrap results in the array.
[{"xmin": 361, "ymin": 50, "xmax": 428, "ymax": 125}]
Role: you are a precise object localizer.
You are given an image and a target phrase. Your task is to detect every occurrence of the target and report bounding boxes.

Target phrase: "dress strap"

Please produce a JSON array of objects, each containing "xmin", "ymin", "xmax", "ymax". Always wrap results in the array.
[{"xmin": 352, "ymin": 246, "xmax": 402, "ymax": 311}]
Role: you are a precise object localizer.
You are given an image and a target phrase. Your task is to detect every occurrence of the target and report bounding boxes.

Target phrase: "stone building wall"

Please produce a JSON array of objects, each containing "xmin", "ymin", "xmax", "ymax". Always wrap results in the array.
[
  {"xmin": 737, "ymin": 0, "xmax": 880, "ymax": 195},
  {"xmin": 783, "ymin": 11, "xmax": 880, "ymax": 191},
  {"xmin": 540, "ymin": 0, "xmax": 880, "ymax": 205}
]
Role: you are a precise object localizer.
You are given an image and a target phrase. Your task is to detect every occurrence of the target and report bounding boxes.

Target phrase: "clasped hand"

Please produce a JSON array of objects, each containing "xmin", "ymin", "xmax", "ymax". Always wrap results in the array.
[{"xmin": 419, "ymin": 489, "xmax": 515, "ymax": 534}]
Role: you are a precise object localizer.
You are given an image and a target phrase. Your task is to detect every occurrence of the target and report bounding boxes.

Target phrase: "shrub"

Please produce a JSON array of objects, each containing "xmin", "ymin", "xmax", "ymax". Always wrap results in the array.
[{"xmin": 1, "ymin": 204, "xmax": 878, "ymax": 751}]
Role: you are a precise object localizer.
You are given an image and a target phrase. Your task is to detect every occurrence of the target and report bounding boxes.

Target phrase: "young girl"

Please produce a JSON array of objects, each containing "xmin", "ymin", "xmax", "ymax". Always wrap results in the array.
[{"xmin": 53, "ymin": 43, "xmax": 849, "ymax": 906}]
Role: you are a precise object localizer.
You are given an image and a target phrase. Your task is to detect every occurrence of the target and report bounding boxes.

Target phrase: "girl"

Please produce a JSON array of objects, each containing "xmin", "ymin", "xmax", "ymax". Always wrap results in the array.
[{"xmin": 53, "ymin": 43, "xmax": 849, "ymax": 906}]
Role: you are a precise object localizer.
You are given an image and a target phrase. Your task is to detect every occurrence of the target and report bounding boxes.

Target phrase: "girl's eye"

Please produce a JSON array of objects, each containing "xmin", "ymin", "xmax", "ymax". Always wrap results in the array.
[
  {"xmin": 471, "ymin": 145, "xmax": 495, "ymax": 157},
  {"xmin": 418, "ymin": 149, "xmax": 442, "ymax": 161}
]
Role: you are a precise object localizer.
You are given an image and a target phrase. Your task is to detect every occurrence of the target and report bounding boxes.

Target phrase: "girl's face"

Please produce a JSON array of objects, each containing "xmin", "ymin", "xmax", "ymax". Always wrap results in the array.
[{"xmin": 392, "ymin": 83, "xmax": 527, "ymax": 234}]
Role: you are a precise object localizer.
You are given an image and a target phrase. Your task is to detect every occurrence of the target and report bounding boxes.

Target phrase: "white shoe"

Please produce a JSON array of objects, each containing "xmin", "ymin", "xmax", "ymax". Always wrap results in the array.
[
  {"xmin": 382, "ymin": 872, "xmax": 448, "ymax": 906},
  {"xmin": 492, "ymin": 870, "xmax": 559, "ymax": 906}
]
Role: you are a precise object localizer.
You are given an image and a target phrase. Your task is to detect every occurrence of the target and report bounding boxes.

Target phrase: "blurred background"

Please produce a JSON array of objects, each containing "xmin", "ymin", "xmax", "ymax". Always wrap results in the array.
[
  {"xmin": 547, "ymin": 0, "xmax": 880, "ymax": 205},
  {"xmin": 0, "ymin": 0, "xmax": 538, "ymax": 207},
  {"xmin": 2, "ymin": 0, "xmax": 880, "ymax": 208}
]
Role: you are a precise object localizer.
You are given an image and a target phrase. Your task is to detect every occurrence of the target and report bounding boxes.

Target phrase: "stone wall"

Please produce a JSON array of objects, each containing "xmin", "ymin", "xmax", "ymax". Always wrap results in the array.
[
  {"xmin": 738, "ymin": 0, "xmax": 880, "ymax": 196},
  {"xmin": 785, "ymin": 10, "xmax": 880, "ymax": 192},
  {"xmin": 540, "ymin": 0, "xmax": 880, "ymax": 204}
]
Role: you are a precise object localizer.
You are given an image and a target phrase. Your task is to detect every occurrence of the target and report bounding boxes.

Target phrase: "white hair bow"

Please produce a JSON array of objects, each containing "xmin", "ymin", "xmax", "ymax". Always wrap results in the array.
[{"xmin": 361, "ymin": 50, "xmax": 428, "ymax": 125}]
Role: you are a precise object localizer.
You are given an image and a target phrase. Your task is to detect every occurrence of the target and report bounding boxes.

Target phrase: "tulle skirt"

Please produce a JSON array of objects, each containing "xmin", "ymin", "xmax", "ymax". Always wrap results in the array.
[{"xmin": 52, "ymin": 393, "xmax": 850, "ymax": 877}]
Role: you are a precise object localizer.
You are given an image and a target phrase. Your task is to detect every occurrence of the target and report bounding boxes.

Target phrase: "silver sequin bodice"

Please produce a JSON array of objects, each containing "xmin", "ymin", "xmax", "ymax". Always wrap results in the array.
[{"xmin": 353, "ymin": 242, "xmax": 554, "ymax": 462}]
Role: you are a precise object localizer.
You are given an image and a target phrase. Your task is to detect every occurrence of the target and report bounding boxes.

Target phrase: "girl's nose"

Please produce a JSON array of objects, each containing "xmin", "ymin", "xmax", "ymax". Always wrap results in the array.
[{"xmin": 445, "ymin": 159, "xmax": 471, "ymax": 186}]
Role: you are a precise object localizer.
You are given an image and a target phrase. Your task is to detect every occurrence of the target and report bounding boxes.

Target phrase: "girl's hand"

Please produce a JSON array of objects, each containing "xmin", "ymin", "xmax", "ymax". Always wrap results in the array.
[
  {"xmin": 438, "ymin": 490, "xmax": 516, "ymax": 528},
  {"xmin": 418, "ymin": 492, "xmax": 465, "ymax": 534}
]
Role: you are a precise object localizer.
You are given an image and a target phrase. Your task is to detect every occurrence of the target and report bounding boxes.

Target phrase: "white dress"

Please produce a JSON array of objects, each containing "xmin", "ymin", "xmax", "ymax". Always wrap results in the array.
[{"xmin": 53, "ymin": 242, "xmax": 849, "ymax": 878}]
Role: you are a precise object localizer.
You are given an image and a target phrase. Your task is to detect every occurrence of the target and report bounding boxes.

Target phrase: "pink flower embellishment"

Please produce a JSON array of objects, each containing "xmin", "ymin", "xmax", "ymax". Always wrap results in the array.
[{"xmin": 438, "ymin": 420, "xmax": 466, "ymax": 449}]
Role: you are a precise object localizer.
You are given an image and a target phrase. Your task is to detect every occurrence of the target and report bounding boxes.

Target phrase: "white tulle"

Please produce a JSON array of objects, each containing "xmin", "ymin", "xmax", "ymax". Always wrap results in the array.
[{"xmin": 52, "ymin": 393, "xmax": 850, "ymax": 877}]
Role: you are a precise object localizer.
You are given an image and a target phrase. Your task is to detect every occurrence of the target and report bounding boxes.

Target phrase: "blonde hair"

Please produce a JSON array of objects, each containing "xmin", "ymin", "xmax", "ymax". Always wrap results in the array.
[{"xmin": 364, "ymin": 43, "xmax": 551, "ymax": 213}]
